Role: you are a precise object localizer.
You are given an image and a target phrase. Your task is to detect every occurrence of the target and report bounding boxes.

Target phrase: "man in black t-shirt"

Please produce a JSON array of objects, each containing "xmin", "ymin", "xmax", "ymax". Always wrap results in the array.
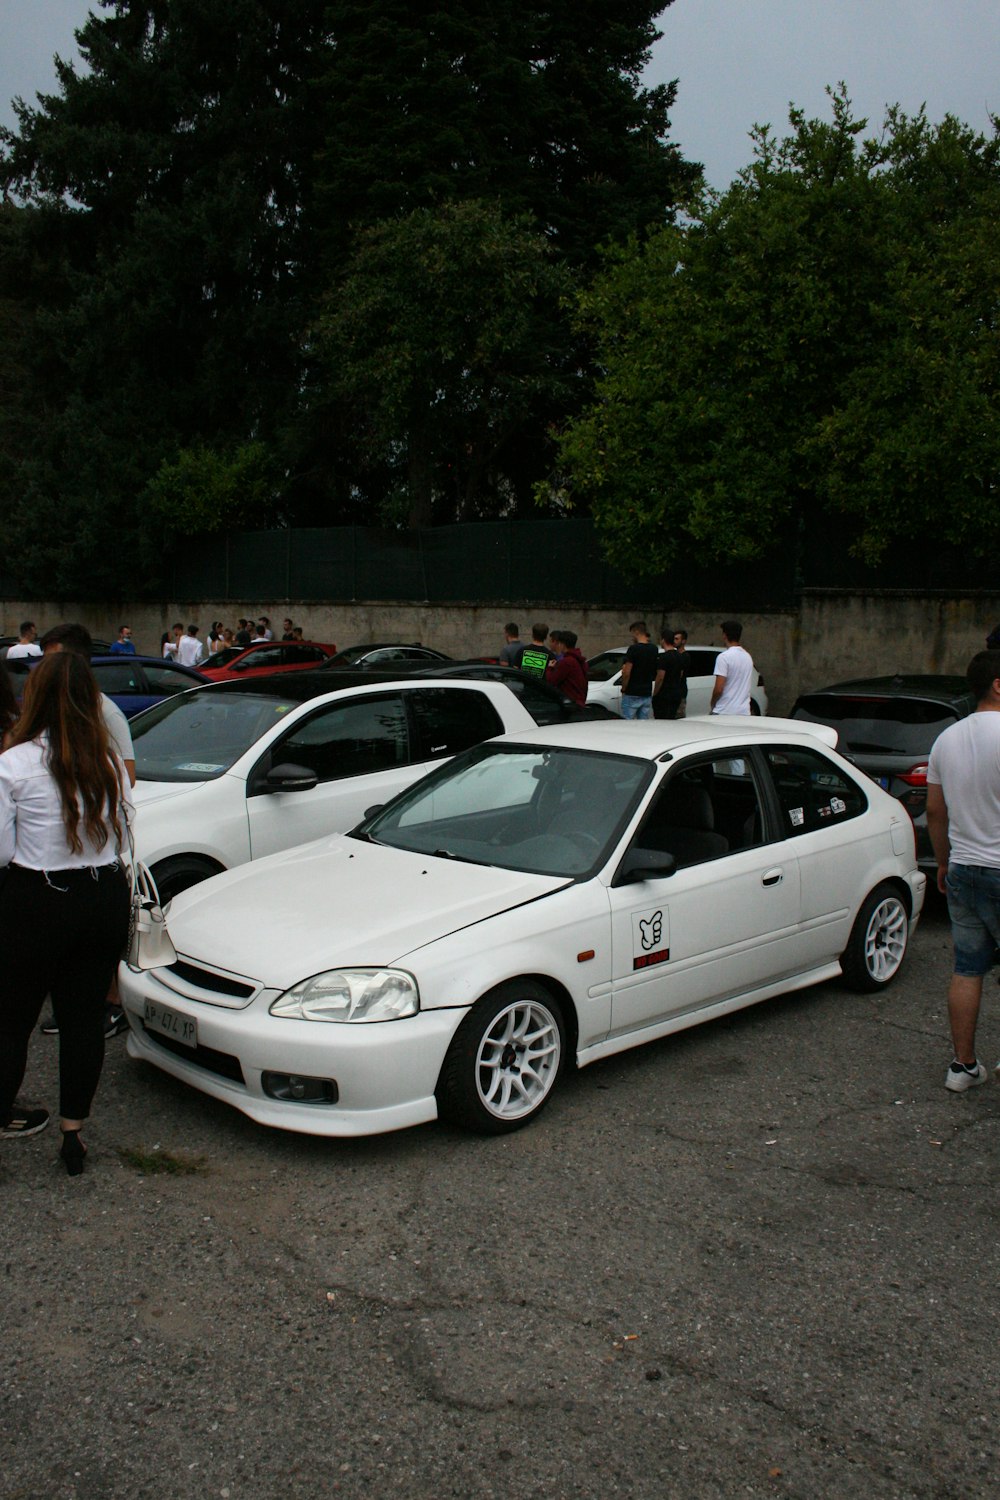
[
  {"xmin": 653, "ymin": 627, "xmax": 684, "ymax": 719},
  {"xmin": 620, "ymin": 621, "xmax": 661, "ymax": 720},
  {"xmin": 516, "ymin": 622, "xmax": 554, "ymax": 678}
]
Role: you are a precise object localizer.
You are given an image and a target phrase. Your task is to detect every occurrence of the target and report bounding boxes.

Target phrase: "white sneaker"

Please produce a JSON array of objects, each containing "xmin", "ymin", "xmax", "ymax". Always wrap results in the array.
[{"xmin": 945, "ymin": 1060, "xmax": 988, "ymax": 1092}]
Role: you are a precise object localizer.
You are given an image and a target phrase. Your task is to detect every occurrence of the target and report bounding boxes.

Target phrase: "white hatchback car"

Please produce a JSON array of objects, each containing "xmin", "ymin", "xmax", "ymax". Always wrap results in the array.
[
  {"xmin": 120, "ymin": 717, "xmax": 924, "ymax": 1139},
  {"xmin": 587, "ymin": 645, "xmax": 768, "ymax": 716},
  {"xmin": 130, "ymin": 673, "xmax": 576, "ymax": 899}
]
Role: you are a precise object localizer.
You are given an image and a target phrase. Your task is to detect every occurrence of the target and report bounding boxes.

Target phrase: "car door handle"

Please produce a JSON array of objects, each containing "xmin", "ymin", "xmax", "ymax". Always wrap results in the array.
[{"xmin": 762, "ymin": 868, "xmax": 784, "ymax": 887}]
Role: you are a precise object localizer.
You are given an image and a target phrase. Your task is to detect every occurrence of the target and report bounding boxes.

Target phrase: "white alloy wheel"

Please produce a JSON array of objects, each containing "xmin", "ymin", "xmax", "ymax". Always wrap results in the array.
[
  {"xmin": 476, "ymin": 998, "xmax": 561, "ymax": 1120},
  {"xmin": 437, "ymin": 981, "xmax": 566, "ymax": 1134},
  {"xmin": 842, "ymin": 887, "xmax": 909, "ymax": 992}
]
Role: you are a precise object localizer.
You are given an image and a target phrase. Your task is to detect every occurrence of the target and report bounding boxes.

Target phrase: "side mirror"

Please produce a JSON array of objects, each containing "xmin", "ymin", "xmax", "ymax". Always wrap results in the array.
[
  {"xmin": 614, "ymin": 847, "xmax": 677, "ymax": 886},
  {"xmin": 364, "ymin": 804, "xmax": 384, "ymax": 820},
  {"xmin": 265, "ymin": 762, "xmax": 319, "ymax": 793}
]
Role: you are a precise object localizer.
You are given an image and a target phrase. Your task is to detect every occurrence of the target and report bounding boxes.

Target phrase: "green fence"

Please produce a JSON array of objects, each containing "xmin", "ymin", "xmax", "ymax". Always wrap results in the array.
[{"xmin": 170, "ymin": 519, "xmax": 800, "ymax": 608}]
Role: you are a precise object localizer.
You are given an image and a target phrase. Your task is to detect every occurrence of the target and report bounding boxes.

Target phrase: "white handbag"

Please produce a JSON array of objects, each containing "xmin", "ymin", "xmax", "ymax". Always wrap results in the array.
[{"xmin": 124, "ymin": 839, "xmax": 177, "ymax": 971}]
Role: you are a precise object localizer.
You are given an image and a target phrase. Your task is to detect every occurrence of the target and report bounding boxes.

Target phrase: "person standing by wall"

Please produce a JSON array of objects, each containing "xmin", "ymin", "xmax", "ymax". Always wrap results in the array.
[
  {"xmin": 710, "ymin": 620, "xmax": 754, "ymax": 716},
  {"xmin": 516, "ymin": 624, "xmax": 553, "ymax": 678},
  {"xmin": 926, "ymin": 649, "xmax": 1000, "ymax": 1091},
  {"xmin": 673, "ymin": 629, "xmax": 689, "ymax": 717},
  {"xmin": 176, "ymin": 624, "xmax": 205, "ymax": 667},
  {"xmin": 499, "ymin": 624, "xmax": 522, "ymax": 666},
  {"xmin": 545, "ymin": 630, "xmax": 589, "ymax": 705},
  {"xmin": 619, "ymin": 621, "xmax": 660, "ymax": 720},
  {"xmin": 0, "ymin": 652, "xmax": 132, "ymax": 1173},
  {"xmin": 161, "ymin": 622, "xmax": 183, "ymax": 660},
  {"xmin": 109, "ymin": 625, "xmax": 136, "ymax": 655},
  {"xmin": 6, "ymin": 622, "xmax": 41, "ymax": 660},
  {"xmin": 653, "ymin": 627, "xmax": 684, "ymax": 720}
]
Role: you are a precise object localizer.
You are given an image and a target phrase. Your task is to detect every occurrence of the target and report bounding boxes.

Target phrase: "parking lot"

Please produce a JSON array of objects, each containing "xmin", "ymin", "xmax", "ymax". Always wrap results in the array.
[{"xmin": 2, "ymin": 891, "xmax": 998, "ymax": 1500}]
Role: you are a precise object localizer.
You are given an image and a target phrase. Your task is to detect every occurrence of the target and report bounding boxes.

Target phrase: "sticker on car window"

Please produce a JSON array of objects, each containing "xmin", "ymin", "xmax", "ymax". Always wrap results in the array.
[
  {"xmin": 830, "ymin": 796, "xmax": 846, "ymax": 815},
  {"xmin": 175, "ymin": 762, "xmax": 226, "ymax": 773},
  {"xmin": 632, "ymin": 908, "xmax": 670, "ymax": 969},
  {"xmin": 789, "ymin": 807, "xmax": 804, "ymax": 827}
]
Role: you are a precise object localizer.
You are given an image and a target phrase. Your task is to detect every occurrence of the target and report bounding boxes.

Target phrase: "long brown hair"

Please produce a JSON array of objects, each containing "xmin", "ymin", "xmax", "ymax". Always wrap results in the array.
[
  {"xmin": 11, "ymin": 652, "xmax": 124, "ymax": 855},
  {"xmin": 0, "ymin": 660, "xmax": 17, "ymax": 742}
]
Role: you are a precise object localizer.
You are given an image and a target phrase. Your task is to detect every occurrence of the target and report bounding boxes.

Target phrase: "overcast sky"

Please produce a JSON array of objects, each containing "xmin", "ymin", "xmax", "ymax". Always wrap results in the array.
[{"xmin": 2, "ymin": 1, "xmax": 998, "ymax": 189}]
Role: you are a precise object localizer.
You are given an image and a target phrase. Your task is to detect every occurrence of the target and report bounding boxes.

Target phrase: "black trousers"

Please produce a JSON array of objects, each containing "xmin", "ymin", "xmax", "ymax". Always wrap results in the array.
[{"xmin": 0, "ymin": 862, "xmax": 130, "ymax": 1124}]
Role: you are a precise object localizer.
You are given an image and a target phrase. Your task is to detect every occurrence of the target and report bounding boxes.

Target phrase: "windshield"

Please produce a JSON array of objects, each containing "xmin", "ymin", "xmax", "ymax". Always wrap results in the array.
[
  {"xmin": 792, "ymin": 694, "xmax": 960, "ymax": 756},
  {"xmin": 132, "ymin": 691, "xmax": 298, "ymax": 781},
  {"xmin": 362, "ymin": 743, "xmax": 651, "ymax": 877},
  {"xmin": 587, "ymin": 651, "xmax": 624, "ymax": 682}
]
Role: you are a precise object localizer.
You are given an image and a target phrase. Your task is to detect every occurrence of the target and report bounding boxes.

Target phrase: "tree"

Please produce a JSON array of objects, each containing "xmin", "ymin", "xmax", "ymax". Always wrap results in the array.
[
  {"xmin": 0, "ymin": 1, "xmax": 329, "ymax": 595},
  {"xmin": 312, "ymin": 1, "xmax": 696, "ymax": 269},
  {"xmin": 0, "ymin": 1, "xmax": 696, "ymax": 594},
  {"xmin": 551, "ymin": 89, "xmax": 1000, "ymax": 576},
  {"xmin": 297, "ymin": 0, "xmax": 698, "ymax": 530},
  {"xmin": 313, "ymin": 199, "xmax": 578, "ymax": 527}
]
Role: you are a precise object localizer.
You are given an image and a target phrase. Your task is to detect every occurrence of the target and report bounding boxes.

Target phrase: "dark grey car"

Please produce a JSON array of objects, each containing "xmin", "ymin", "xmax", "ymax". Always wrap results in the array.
[{"xmin": 789, "ymin": 675, "xmax": 975, "ymax": 868}]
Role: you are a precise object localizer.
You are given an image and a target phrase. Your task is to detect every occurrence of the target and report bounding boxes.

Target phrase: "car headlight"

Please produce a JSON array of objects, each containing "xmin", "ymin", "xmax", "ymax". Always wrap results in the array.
[{"xmin": 269, "ymin": 969, "xmax": 419, "ymax": 1023}]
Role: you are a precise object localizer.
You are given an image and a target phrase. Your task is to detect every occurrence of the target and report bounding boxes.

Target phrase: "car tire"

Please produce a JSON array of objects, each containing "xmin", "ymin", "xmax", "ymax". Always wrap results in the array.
[
  {"xmin": 150, "ymin": 855, "xmax": 224, "ymax": 904},
  {"xmin": 840, "ymin": 884, "xmax": 909, "ymax": 992},
  {"xmin": 436, "ymin": 980, "xmax": 566, "ymax": 1135}
]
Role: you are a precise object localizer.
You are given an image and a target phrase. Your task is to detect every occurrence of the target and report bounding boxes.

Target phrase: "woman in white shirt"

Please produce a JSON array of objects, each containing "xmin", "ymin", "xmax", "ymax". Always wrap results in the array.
[{"xmin": 0, "ymin": 652, "xmax": 132, "ymax": 1175}]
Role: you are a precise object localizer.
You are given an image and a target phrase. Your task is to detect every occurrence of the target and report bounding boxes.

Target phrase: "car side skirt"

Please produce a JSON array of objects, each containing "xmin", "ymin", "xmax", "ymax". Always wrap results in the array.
[{"xmin": 576, "ymin": 961, "xmax": 843, "ymax": 1069}]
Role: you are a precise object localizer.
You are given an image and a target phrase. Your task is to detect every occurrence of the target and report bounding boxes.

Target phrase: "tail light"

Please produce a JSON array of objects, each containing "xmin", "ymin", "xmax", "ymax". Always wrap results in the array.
[{"xmin": 897, "ymin": 763, "xmax": 928, "ymax": 787}]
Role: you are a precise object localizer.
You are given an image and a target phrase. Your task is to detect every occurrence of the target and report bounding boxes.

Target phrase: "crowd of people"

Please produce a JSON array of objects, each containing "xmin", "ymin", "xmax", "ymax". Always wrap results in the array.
[
  {"xmin": 160, "ymin": 615, "xmax": 307, "ymax": 665},
  {"xmin": 499, "ymin": 617, "xmax": 756, "ymax": 718}
]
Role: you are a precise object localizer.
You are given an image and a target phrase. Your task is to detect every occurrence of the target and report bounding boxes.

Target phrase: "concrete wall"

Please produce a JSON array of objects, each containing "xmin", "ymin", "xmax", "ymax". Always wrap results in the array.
[{"xmin": 4, "ymin": 591, "xmax": 998, "ymax": 715}]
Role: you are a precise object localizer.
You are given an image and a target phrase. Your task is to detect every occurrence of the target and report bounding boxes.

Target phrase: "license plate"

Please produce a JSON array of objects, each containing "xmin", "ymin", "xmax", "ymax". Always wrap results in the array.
[{"xmin": 144, "ymin": 999, "xmax": 198, "ymax": 1049}]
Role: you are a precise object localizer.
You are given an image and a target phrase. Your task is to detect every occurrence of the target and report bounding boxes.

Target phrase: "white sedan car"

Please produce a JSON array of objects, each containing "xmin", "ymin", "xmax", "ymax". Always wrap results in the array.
[
  {"xmin": 587, "ymin": 645, "xmax": 769, "ymax": 716},
  {"xmin": 120, "ymin": 717, "xmax": 924, "ymax": 1139},
  {"xmin": 130, "ymin": 673, "xmax": 575, "ymax": 899}
]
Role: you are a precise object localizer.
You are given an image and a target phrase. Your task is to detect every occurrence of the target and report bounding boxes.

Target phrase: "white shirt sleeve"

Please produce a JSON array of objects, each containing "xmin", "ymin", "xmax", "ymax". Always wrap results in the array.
[
  {"xmin": 101, "ymin": 696, "xmax": 135, "ymax": 762},
  {"xmin": 0, "ymin": 758, "xmax": 15, "ymax": 866}
]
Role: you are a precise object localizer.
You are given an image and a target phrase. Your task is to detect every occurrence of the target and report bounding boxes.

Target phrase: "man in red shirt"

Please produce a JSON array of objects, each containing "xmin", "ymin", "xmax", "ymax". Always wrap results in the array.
[{"xmin": 545, "ymin": 630, "xmax": 589, "ymax": 706}]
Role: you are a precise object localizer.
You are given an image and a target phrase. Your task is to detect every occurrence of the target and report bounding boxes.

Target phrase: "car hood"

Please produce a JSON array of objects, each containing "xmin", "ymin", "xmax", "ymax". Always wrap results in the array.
[
  {"xmin": 133, "ymin": 778, "xmax": 209, "ymax": 807},
  {"xmin": 166, "ymin": 835, "xmax": 570, "ymax": 988}
]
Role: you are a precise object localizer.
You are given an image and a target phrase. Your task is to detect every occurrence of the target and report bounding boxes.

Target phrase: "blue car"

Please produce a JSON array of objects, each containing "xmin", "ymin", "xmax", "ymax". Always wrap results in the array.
[
  {"xmin": 4, "ymin": 653, "xmax": 208, "ymax": 718},
  {"xmin": 88, "ymin": 655, "xmax": 209, "ymax": 717}
]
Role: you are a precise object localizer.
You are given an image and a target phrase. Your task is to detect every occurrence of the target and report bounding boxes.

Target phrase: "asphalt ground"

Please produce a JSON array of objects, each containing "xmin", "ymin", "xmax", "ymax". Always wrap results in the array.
[{"xmin": 2, "ymin": 889, "xmax": 998, "ymax": 1500}]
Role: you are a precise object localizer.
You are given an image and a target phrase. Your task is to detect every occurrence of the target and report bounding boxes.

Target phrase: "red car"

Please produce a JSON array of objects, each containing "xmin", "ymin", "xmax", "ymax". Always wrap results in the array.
[{"xmin": 198, "ymin": 640, "xmax": 337, "ymax": 681}]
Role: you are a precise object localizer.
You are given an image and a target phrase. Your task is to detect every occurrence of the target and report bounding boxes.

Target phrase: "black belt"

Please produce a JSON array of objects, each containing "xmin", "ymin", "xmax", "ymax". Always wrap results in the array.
[{"xmin": 9, "ymin": 861, "xmax": 123, "ymax": 880}]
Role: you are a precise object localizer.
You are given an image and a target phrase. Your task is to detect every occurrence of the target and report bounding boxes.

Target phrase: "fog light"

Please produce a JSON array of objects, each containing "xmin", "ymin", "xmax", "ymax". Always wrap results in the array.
[{"xmin": 262, "ymin": 1071, "xmax": 338, "ymax": 1104}]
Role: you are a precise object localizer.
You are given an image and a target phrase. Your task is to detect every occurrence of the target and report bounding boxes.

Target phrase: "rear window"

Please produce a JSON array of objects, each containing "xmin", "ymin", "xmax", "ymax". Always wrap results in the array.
[{"xmin": 792, "ymin": 694, "xmax": 960, "ymax": 756}]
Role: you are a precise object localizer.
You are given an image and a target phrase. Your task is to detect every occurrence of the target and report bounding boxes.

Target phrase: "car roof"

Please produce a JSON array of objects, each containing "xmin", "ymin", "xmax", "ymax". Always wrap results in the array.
[
  {"xmin": 183, "ymin": 670, "xmax": 510, "ymax": 704},
  {"xmin": 90, "ymin": 654, "xmax": 204, "ymax": 672},
  {"xmin": 795, "ymin": 675, "xmax": 974, "ymax": 707},
  {"xmin": 478, "ymin": 715, "xmax": 839, "ymax": 757},
  {"xmin": 328, "ymin": 642, "xmax": 439, "ymax": 654},
  {"xmin": 593, "ymin": 643, "xmax": 721, "ymax": 656},
  {"xmin": 232, "ymin": 640, "xmax": 328, "ymax": 654}
]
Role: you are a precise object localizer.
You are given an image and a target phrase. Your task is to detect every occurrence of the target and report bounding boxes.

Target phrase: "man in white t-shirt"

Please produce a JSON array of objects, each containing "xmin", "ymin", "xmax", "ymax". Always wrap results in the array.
[
  {"xmin": 176, "ymin": 624, "xmax": 205, "ymax": 667},
  {"xmin": 6, "ymin": 621, "xmax": 42, "ymax": 660},
  {"xmin": 927, "ymin": 649, "xmax": 1000, "ymax": 1092},
  {"xmin": 710, "ymin": 620, "xmax": 754, "ymax": 715}
]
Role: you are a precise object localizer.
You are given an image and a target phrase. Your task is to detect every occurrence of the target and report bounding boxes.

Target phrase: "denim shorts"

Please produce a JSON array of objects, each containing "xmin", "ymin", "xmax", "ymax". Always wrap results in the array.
[
  {"xmin": 621, "ymin": 694, "xmax": 652, "ymax": 721},
  {"xmin": 946, "ymin": 863, "xmax": 1000, "ymax": 976}
]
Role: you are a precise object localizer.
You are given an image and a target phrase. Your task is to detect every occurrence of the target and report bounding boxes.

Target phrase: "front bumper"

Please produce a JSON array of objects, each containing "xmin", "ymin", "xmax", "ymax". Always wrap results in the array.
[{"xmin": 119, "ymin": 963, "xmax": 461, "ymax": 1138}]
